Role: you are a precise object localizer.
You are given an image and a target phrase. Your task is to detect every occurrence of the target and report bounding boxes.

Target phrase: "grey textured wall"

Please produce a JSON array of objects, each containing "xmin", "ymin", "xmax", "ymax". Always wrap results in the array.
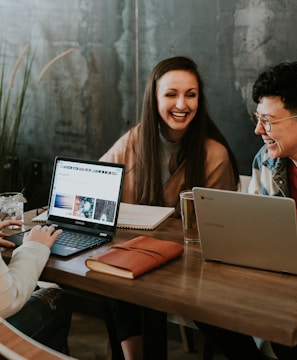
[{"xmin": 1, "ymin": 0, "xmax": 297, "ymax": 202}]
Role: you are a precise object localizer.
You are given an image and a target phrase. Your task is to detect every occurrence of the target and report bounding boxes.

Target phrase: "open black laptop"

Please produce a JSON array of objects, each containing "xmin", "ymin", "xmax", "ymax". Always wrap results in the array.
[{"xmin": 7, "ymin": 156, "xmax": 125, "ymax": 257}]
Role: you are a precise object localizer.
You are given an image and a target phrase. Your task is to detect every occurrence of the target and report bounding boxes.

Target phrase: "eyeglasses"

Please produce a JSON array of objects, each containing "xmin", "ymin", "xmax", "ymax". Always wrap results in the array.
[{"xmin": 251, "ymin": 112, "xmax": 297, "ymax": 132}]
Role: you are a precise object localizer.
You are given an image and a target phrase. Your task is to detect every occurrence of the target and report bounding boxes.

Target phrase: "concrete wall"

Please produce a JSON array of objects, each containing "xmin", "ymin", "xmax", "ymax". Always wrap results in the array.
[{"xmin": 0, "ymin": 0, "xmax": 296, "ymax": 203}]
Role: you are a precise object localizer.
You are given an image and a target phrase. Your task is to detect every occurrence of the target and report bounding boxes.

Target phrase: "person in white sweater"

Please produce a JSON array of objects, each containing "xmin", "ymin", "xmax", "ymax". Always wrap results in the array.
[{"xmin": 0, "ymin": 219, "xmax": 72, "ymax": 352}]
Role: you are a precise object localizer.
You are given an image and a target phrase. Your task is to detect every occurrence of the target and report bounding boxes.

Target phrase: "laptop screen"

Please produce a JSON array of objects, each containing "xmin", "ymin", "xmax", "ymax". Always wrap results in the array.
[{"xmin": 47, "ymin": 157, "xmax": 125, "ymax": 234}]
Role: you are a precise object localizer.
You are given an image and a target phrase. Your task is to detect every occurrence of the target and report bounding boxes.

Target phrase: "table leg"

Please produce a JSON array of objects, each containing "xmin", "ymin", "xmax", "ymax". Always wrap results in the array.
[{"xmin": 142, "ymin": 307, "xmax": 167, "ymax": 360}]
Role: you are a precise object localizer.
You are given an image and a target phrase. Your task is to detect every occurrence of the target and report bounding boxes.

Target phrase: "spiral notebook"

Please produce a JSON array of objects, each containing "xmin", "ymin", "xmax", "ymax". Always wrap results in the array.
[{"xmin": 116, "ymin": 203, "xmax": 175, "ymax": 230}]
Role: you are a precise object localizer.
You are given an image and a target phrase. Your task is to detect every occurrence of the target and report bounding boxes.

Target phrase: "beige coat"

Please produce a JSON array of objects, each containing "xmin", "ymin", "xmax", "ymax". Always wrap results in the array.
[
  {"xmin": 0, "ymin": 242, "xmax": 50, "ymax": 318},
  {"xmin": 100, "ymin": 124, "xmax": 237, "ymax": 214}
]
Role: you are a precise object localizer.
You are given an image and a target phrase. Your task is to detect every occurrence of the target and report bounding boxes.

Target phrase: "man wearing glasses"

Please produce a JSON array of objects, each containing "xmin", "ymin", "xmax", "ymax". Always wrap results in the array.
[
  {"xmin": 249, "ymin": 61, "xmax": 297, "ymax": 204},
  {"xmin": 196, "ymin": 62, "xmax": 297, "ymax": 359}
]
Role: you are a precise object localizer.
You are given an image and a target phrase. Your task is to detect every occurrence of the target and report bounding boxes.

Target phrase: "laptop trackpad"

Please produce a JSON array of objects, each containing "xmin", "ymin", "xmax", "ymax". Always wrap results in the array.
[{"xmin": 50, "ymin": 243, "xmax": 79, "ymax": 257}]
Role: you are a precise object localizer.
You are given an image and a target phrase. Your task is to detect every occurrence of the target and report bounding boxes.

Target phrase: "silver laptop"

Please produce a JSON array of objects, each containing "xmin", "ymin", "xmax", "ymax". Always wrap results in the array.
[
  {"xmin": 192, "ymin": 187, "xmax": 297, "ymax": 275},
  {"xmin": 8, "ymin": 157, "xmax": 125, "ymax": 257}
]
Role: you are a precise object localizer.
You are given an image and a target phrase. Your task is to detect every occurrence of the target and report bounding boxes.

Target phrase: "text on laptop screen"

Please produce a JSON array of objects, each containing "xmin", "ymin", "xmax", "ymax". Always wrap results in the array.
[{"xmin": 48, "ymin": 159, "xmax": 124, "ymax": 226}]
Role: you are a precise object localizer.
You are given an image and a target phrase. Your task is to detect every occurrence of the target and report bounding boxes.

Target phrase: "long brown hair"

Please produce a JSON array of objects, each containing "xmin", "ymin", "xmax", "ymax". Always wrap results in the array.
[{"xmin": 135, "ymin": 56, "xmax": 239, "ymax": 205}]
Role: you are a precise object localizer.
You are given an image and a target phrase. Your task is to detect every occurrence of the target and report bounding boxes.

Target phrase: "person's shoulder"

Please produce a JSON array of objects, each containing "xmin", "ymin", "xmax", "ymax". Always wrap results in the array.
[
  {"xmin": 127, "ymin": 123, "xmax": 141, "ymax": 137},
  {"xmin": 117, "ymin": 123, "xmax": 141, "ymax": 143},
  {"xmin": 104, "ymin": 124, "xmax": 140, "ymax": 150},
  {"xmin": 205, "ymin": 137, "xmax": 224, "ymax": 147},
  {"xmin": 252, "ymin": 145, "xmax": 280, "ymax": 170},
  {"xmin": 204, "ymin": 138, "xmax": 232, "ymax": 167},
  {"xmin": 205, "ymin": 138, "xmax": 229, "ymax": 156},
  {"xmin": 100, "ymin": 124, "xmax": 141, "ymax": 162},
  {"xmin": 254, "ymin": 145, "xmax": 267, "ymax": 158}
]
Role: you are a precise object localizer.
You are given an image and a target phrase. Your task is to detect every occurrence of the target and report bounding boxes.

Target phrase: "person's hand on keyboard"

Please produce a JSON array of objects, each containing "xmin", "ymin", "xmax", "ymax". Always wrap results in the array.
[{"xmin": 24, "ymin": 225, "xmax": 62, "ymax": 249}]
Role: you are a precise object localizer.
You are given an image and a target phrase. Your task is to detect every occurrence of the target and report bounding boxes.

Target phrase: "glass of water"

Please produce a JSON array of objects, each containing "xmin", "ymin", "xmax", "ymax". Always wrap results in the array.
[{"xmin": 0, "ymin": 192, "xmax": 26, "ymax": 228}]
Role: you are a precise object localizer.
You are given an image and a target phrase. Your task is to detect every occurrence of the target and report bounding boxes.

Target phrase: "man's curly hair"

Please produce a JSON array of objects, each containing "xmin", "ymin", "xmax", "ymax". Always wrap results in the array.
[{"xmin": 252, "ymin": 62, "xmax": 297, "ymax": 112}]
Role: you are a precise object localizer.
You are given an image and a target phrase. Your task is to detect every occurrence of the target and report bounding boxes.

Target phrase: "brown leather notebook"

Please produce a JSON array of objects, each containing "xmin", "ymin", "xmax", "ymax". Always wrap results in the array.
[{"xmin": 85, "ymin": 236, "xmax": 184, "ymax": 279}]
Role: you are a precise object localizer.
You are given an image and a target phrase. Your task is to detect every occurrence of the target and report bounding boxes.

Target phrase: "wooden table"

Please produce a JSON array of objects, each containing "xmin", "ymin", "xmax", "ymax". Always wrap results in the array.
[{"xmin": 3, "ymin": 210, "xmax": 297, "ymax": 358}]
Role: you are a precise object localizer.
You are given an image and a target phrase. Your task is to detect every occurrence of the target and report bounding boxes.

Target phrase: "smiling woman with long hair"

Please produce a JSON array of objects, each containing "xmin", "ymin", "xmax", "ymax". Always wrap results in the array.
[
  {"xmin": 100, "ymin": 56, "xmax": 239, "ymax": 359},
  {"xmin": 101, "ymin": 56, "xmax": 239, "ymax": 213}
]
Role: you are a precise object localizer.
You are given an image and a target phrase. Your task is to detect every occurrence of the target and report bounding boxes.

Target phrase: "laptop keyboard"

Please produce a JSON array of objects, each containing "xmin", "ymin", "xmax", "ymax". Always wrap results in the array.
[{"xmin": 55, "ymin": 230, "xmax": 108, "ymax": 249}]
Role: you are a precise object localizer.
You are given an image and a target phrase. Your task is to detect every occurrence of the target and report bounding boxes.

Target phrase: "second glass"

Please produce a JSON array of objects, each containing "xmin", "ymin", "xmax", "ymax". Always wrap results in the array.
[{"xmin": 179, "ymin": 190, "xmax": 199, "ymax": 244}]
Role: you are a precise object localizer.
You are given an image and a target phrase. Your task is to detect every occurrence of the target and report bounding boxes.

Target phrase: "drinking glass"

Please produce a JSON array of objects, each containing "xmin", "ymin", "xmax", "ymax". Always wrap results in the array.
[
  {"xmin": 179, "ymin": 190, "xmax": 199, "ymax": 244},
  {"xmin": 0, "ymin": 192, "xmax": 26, "ymax": 228}
]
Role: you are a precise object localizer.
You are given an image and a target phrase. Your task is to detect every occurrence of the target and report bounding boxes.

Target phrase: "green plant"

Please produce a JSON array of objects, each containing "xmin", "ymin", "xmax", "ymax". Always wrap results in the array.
[
  {"xmin": 0, "ymin": 45, "xmax": 32, "ymax": 192},
  {"xmin": 0, "ymin": 45, "xmax": 74, "ymax": 192}
]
